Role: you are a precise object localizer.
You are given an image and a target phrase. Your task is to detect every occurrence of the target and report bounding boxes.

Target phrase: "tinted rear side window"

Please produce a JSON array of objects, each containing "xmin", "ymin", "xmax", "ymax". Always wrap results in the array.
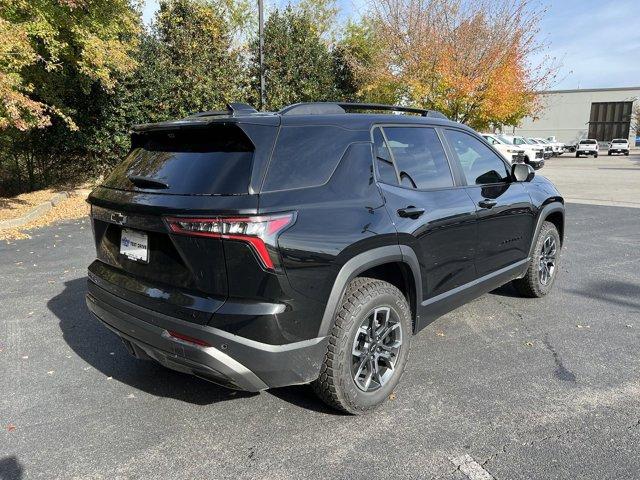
[
  {"xmin": 103, "ymin": 126, "xmax": 254, "ymax": 195},
  {"xmin": 262, "ymin": 126, "xmax": 356, "ymax": 192},
  {"xmin": 373, "ymin": 128, "xmax": 398, "ymax": 184},
  {"xmin": 381, "ymin": 127, "xmax": 454, "ymax": 190}
]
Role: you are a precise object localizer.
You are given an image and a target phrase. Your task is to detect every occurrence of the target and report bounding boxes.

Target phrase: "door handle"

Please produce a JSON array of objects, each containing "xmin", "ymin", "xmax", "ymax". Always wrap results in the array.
[
  {"xmin": 478, "ymin": 199, "xmax": 497, "ymax": 209},
  {"xmin": 397, "ymin": 206, "xmax": 425, "ymax": 219}
]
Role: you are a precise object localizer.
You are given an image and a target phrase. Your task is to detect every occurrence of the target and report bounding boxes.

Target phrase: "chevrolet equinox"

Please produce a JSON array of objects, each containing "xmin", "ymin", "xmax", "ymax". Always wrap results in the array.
[{"xmin": 86, "ymin": 102, "xmax": 565, "ymax": 414}]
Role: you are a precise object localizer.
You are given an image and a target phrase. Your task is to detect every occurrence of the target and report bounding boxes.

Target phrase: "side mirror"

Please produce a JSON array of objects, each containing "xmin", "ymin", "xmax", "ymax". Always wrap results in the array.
[{"xmin": 512, "ymin": 163, "xmax": 535, "ymax": 182}]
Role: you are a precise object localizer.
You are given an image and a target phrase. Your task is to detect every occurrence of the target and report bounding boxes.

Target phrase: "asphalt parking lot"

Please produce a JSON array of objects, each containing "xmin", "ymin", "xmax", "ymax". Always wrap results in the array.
[{"xmin": 1, "ymin": 155, "xmax": 640, "ymax": 480}]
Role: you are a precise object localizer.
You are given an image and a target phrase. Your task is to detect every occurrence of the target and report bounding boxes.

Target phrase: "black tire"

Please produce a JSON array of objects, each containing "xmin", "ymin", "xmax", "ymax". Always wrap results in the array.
[
  {"xmin": 625, "ymin": 151, "xmax": 629, "ymax": 156},
  {"xmin": 594, "ymin": 153, "xmax": 598, "ymax": 158},
  {"xmin": 312, "ymin": 277, "xmax": 412, "ymax": 414},
  {"xmin": 513, "ymin": 221, "xmax": 561, "ymax": 298},
  {"xmin": 608, "ymin": 152, "xmax": 611, "ymax": 156},
  {"xmin": 575, "ymin": 152, "xmax": 580, "ymax": 158}
]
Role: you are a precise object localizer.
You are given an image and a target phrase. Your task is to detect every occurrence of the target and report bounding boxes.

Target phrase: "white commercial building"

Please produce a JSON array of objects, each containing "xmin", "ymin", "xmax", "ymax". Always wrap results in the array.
[{"xmin": 512, "ymin": 86, "xmax": 640, "ymax": 146}]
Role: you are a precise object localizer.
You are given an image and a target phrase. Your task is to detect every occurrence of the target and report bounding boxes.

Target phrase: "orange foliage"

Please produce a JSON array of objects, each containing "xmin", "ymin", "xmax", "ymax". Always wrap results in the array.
[{"xmin": 355, "ymin": 0, "xmax": 558, "ymax": 129}]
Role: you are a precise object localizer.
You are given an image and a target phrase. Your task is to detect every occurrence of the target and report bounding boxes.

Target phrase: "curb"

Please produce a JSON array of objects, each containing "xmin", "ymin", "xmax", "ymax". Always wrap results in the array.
[{"xmin": 0, "ymin": 192, "xmax": 69, "ymax": 230}]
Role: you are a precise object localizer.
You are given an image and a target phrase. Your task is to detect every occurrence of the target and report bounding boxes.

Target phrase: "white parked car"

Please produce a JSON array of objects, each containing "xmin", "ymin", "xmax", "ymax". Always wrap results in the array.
[
  {"xmin": 498, "ymin": 134, "xmax": 545, "ymax": 169},
  {"xmin": 576, "ymin": 139, "xmax": 599, "ymax": 158},
  {"xmin": 481, "ymin": 133, "xmax": 525, "ymax": 164},
  {"xmin": 527, "ymin": 138, "xmax": 553, "ymax": 159},
  {"xmin": 608, "ymin": 138, "xmax": 629, "ymax": 156},
  {"xmin": 535, "ymin": 137, "xmax": 564, "ymax": 156}
]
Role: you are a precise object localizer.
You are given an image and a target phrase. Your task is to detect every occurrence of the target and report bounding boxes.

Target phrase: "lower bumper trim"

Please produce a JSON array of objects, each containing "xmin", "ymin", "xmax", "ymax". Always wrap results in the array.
[{"xmin": 85, "ymin": 280, "xmax": 328, "ymax": 392}]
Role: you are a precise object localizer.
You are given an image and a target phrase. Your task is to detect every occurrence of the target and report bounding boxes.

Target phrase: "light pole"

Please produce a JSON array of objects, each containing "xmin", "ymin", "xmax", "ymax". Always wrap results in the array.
[{"xmin": 258, "ymin": 0, "xmax": 265, "ymax": 110}]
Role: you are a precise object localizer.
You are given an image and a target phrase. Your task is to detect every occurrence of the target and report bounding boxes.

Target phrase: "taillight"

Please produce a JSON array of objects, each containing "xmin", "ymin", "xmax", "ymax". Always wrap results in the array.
[{"xmin": 165, "ymin": 213, "xmax": 295, "ymax": 271}]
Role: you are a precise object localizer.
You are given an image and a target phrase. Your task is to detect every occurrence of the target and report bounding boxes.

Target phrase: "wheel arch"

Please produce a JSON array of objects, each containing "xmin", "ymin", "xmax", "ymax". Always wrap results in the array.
[
  {"xmin": 529, "ymin": 201, "xmax": 565, "ymax": 258},
  {"xmin": 317, "ymin": 245, "xmax": 422, "ymax": 337}
]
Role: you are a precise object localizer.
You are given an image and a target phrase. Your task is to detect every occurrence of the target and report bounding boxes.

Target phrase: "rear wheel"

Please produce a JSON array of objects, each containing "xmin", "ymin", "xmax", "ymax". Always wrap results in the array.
[
  {"xmin": 575, "ymin": 152, "xmax": 580, "ymax": 157},
  {"xmin": 594, "ymin": 153, "xmax": 598, "ymax": 158},
  {"xmin": 513, "ymin": 221, "xmax": 560, "ymax": 298},
  {"xmin": 312, "ymin": 277, "xmax": 412, "ymax": 414}
]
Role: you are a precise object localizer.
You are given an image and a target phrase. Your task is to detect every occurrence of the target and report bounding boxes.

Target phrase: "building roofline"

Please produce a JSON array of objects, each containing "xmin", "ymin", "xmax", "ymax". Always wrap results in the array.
[{"xmin": 539, "ymin": 86, "xmax": 640, "ymax": 94}]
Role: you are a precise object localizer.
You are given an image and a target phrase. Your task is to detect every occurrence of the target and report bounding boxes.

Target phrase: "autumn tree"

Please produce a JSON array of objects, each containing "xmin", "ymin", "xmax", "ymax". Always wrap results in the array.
[
  {"xmin": 345, "ymin": 0, "xmax": 557, "ymax": 129},
  {"xmin": 0, "ymin": 0, "xmax": 140, "ymax": 131}
]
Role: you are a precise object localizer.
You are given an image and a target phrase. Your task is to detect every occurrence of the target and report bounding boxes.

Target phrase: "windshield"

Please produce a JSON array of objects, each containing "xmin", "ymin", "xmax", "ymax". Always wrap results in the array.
[
  {"xmin": 524, "ymin": 138, "xmax": 539, "ymax": 145},
  {"xmin": 497, "ymin": 135, "xmax": 514, "ymax": 145}
]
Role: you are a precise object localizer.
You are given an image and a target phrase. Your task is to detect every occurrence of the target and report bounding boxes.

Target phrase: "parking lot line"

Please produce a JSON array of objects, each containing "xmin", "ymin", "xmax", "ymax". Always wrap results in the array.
[{"xmin": 450, "ymin": 454, "xmax": 495, "ymax": 480}]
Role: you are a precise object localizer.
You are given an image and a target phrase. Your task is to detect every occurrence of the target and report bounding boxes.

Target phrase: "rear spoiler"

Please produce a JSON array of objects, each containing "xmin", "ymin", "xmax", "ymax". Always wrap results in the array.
[{"xmin": 132, "ymin": 103, "xmax": 278, "ymax": 133}]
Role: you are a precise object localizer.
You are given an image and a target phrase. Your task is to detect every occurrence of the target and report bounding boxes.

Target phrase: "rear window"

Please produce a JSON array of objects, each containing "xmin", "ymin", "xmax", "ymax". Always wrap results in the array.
[
  {"xmin": 580, "ymin": 139, "xmax": 597, "ymax": 144},
  {"xmin": 103, "ymin": 126, "xmax": 254, "ymax": 195},
  {"xmin": 612, "ymin": 139, "xmax": 627, "ymax": 143},
  {"xmin": 262, "ymin": 126, "xmax": 356, "ymax": 192}
]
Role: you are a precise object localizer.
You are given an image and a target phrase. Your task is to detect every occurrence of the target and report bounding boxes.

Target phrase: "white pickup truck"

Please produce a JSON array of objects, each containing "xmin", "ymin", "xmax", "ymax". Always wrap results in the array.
[
  {"xmin": 498, "ymin": 134, "xmax": 545, "ymax": 169},
  {"xmin": 481, "ymin": 134, "xmax": 526, "ymax": 164},
  {"xmin": 576, "ymin": 139, "xmax": 599, "ymax": 158},
  {"xmin": 608, "ymin": 138, "xmax": 630, "ymax": 156},
  {"xmin": 536, "ymin": 138, "xmax": 564, "ymax": 156}
]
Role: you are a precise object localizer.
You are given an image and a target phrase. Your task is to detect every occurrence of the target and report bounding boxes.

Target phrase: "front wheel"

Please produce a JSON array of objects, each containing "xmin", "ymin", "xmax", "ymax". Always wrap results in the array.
[
  {"xmin": 312, "ymin": 277, "xmax": 412, "ymax": 414},
  {"xmin": 513, "ymin": 221, "xmax": 561, "ymax": 298}
]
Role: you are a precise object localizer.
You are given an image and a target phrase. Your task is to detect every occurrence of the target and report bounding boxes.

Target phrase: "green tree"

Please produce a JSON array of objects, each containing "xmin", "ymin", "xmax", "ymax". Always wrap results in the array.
[
  {"xmin": 251, "ymin": 6, "xmax": 337, "ymax": 111},
  {"xmin": 151, "ymin": 0, "xmax": 247, "ymax": 118}
]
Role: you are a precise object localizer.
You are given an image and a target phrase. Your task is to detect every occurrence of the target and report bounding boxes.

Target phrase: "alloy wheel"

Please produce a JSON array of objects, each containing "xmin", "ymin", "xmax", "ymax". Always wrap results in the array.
[
  {"xmin": 538, "ymin": 235, "xmax": 557, "ymax": 285},
  {"xmin": 351, "ymin": 306, "xmax": 403, "ymax": 392}
]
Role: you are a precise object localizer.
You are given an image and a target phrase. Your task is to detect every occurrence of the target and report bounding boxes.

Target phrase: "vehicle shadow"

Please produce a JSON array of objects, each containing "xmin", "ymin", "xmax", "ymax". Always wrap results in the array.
[
  {"xmin": 0, "ymin": 456, "xmax": 24, "ymax": 480},
  {"xmin": 268, "ymin": 385, "xmax": 344, "ymax": 415},
  {"xmin": 489, "ymin": 282, "xmax": 521, "ymax": 298},
  {"xmin": 48, "ymin": 277, "xmax": 355, "ymax": 413},
  {"xmin": 47, "ymin": 277, "xmax": 257, "ymax": 406}
]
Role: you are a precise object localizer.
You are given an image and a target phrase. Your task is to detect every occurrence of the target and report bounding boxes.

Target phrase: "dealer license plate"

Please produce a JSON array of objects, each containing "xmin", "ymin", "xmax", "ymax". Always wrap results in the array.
[{"xmin": 120, "ymin": 228, "xmax": 149, "ymax": 263}]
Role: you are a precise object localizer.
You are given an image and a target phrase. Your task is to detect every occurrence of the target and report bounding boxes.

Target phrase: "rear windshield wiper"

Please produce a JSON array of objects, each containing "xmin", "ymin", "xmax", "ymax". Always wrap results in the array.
[{"xmin": 128, "ymin": 175, "xmax": 170, "ymax": 190}]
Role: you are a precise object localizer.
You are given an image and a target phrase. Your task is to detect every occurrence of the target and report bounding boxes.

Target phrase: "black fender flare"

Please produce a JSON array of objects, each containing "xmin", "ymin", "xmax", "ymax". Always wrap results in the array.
[
  {"xmin": 528, "ymin": 201, "xmax": 565, "ymax": 258},
  {"xmin": 317, "ymin": 245, "xmax": 422, "ymax": 337}
]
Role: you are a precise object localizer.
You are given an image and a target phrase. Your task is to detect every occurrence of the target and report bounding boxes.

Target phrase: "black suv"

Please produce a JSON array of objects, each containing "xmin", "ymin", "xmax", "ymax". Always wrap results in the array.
[{"xmin": 86, "ymin": 102, "xmax": 565, "ymax": 414}]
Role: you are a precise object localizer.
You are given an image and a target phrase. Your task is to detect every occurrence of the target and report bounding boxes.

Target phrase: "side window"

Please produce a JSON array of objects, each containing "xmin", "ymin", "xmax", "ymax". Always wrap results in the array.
[
  {"xmin": 444, "ymin": 130, "xmax": 510, "ymax": 185},
  {"xmin": 484, "ymin": 136, "xmax": 497, "ymax": 145},
  {"xmin": 263, "ymin": 126, "xmax": 356, "ymax": 192},
  {"xmin": 379, "ymin": 127, "xmax": 454, "ymax": 190},
  {"xmin": 372, "ymin": 128, "xmax": 398, "ymax": 185}
]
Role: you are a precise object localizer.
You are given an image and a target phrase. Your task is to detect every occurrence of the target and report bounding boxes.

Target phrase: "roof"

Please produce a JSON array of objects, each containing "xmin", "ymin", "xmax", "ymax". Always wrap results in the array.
[
  {"xmin": 539, "ymin": 86, "xmax": 640, "ymax": 95},
  {"xmin": 131, "ymin": 102, "xmax": 462, "ymax": 133}
]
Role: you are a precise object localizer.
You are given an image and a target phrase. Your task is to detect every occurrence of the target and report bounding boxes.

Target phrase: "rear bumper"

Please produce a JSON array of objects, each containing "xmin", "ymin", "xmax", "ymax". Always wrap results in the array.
[{"xmin": 86, "ymin": 280, "xmax": 328, "ymax": 392}]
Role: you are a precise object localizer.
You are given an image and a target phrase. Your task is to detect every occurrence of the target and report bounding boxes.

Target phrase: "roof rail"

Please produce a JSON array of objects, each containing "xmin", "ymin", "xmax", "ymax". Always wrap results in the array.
[
  {"xmin": 186, "ymin": 103, "xmax": 258, "ymax": 118},
  {"xmin": 279, "ymin": 102, "xmax": 447, "ymax": 119}
]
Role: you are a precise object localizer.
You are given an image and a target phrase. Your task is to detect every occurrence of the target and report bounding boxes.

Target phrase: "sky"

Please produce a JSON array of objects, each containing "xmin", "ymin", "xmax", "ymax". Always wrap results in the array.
[{"xmin": 142, "ymin": 0, "xmax": 640, "ymax": 91}]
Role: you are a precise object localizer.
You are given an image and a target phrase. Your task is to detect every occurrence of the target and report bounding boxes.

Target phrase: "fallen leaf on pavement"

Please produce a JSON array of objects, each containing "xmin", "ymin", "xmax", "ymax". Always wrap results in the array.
[{"xmin": 7, "ymin": 424, "xmax": 16, "ymax": 432}]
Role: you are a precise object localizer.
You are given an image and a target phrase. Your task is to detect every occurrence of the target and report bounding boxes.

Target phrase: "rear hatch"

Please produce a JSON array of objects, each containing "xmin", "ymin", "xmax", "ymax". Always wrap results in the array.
[{"xmin": 88, "ymin": 120, "xmax": 277, "ymax": 324}]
